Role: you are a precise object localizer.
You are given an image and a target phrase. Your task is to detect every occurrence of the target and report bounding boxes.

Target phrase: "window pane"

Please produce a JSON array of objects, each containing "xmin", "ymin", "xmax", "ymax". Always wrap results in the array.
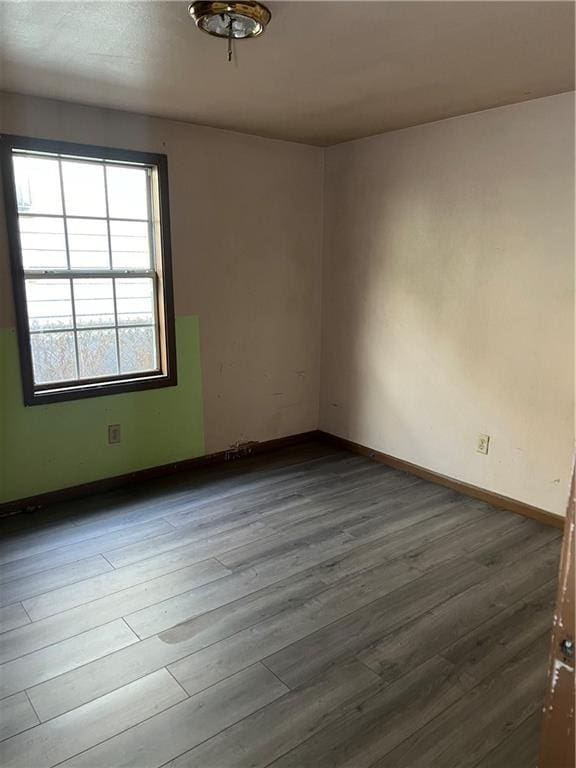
[
  {"xmin": 68, "ymin": 218, "xmax": 110, "ymax": 270},
  {"xmin": 110, "ymin": 220, "xmax": 151, "ymax": 269},
  {"xmin": 119, "ymin": 326, "xmax": 157, "ymax": 374},
  {"xmin": 115, "ymin": 277, "xmax": 155, "ymax": 326},
  {"xmin": 30, "ymin": 331, "xmax": 77, "ymax": 384},
  {"xmin": 77, "ymin": 329, "xmax": 118, "ymax": 379},
  {"xmin": 9, "ymin": 146, "xmax": 170, "ymax": 398},
  {"xmin": 106, "ymin": 165, "xmax": 148, "ymax": 220},
  {"xmin": 25, "ymin": 279, "xmax": 73, "ymax": 331},
  {"xmin": 19, "ymin": 216, "xmax": 67, "ymax": 270},
  {"xmin": 12, "ymin": 155, "xmax": 63, "ymax": 215},
  {"xmin": 61, "ymin": 160, "xmax": 106, "ymax": 217},
  {"xmin": 73, "ymin": 278, "xmax": 115, "ymax": 328}
]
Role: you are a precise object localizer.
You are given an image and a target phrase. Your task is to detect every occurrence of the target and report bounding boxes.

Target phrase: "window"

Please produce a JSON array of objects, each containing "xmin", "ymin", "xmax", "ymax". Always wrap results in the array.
[{"xmin": 1, "ymin": 135, "xmax": 177, "ymax": 405}]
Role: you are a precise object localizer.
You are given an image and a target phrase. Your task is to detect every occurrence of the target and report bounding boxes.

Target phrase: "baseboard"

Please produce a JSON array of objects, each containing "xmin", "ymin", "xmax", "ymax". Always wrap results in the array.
[
  {"xmin": 318, "ymin": 431, "xmax": 564, "ymax": 530},
  {"xmin": 0, "ymin": 430, "xmax": 322, "ymax": 517},
  {"xmin": 3, "ymin": 428, "xmax": 564, "ymax": 530}
]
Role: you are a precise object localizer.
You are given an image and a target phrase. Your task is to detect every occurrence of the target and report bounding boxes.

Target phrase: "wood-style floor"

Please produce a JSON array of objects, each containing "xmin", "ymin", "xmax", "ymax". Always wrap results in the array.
[{"xmin": 0, "ymin": 441, "xmax": 561, "ymax": 768}]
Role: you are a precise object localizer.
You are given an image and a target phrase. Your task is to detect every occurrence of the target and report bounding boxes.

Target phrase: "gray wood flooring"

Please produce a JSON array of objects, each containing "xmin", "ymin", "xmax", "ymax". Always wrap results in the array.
[{"xmin": 0, "ymin": 441, "xmax": 561, "ymax": 767}]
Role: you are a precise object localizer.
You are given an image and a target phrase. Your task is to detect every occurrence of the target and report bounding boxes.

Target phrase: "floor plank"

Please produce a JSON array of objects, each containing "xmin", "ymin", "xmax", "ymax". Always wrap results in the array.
[
  {"xmin": 23, "ymin": 545, "xmax": 233, "ymax": 621},
  {"xmin": 27, "ymin": 570, "xmax": 326, "ymax": 722},
  {"xmin": 167, "ymin": 659, "xmax": 380, "ymax": 768},
  {"xmin": 0, "ymin": 669, "xmax": 187, "ymax": 768},
  {"xmin": 0, "ymin": 555, "xmax": 112, "ymax": 609},
  {"xmin": 0, "ymin": 558, "xmax": 229, "ymax": 663},
  {"xmin": 0, "ymin": 692, "xmax": 39, "ymax": 741},
  {"xmin": 0, "ymin": 442, "xmax": 560, "ymax": 768},
  {"xmin": 403, "ymin": 512, "xmax": 557, "ymax": 572},
  {"xmin": 0, "ymin": 618, "xmax": 138, "ymax": 698},
  {"xmin": 371, "ymin": 634, "xmax": 550, "ymax": 768},
  {"xmin": 0, "ymin": 603, "xmax": 30, "ymax": 634},
  {"xmin": 0, "ymin": 518, "xmax": 175, "ymax": 584},
  {"xmin": 102, "ymin": 519, "xmax": 271, "ymax": 569},
  {"xmin": 473, "ymin": 710, "xmax": 542, "ymax": 768},
  {"xmin": 267, "ymin": 655, "xmax": 466, "ymax": 768},
  {"xmin": 355, "ymin": 541, "xmax": 559, "ymax": 682},
  {"xmin": 58, "ymin": 664, "xmax": 288, "ymax": 768},
  {"xmin": 167, "ymin": 558, "xmax": 421, "ymax": 696},
  {"xmin": 441, "ymin": 581, "xmax": 557, "ymax": 688},
  {"xmin": 263, "ymin": 555, "xmax": 493, "ymax": 689}
]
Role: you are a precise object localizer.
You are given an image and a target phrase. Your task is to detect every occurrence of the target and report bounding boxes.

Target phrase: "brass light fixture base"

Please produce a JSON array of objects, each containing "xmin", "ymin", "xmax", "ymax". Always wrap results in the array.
[{"xmin": 188, "ymin": 2, "xmax": 272, "ymax": 40}]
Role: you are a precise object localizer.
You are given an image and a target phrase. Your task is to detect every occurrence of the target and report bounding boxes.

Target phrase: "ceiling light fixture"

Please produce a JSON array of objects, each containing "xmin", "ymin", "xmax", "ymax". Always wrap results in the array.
[{"xmin": 188, "ymin": 2, "xmax": 272, "ymax": 62}]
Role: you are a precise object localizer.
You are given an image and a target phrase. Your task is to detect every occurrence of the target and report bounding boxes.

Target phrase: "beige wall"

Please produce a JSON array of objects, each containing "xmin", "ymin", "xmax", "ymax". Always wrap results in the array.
[
  {"xmin": 1, "ymin": 91, "xmax": 573, "ymax": 514},
  {"xmin": 0, "ymin": 93, "xmax": 324, "ymax": 454},
  {"xmin": 320, "ymin": 93, "xmax": 575, "ymax": 516}
]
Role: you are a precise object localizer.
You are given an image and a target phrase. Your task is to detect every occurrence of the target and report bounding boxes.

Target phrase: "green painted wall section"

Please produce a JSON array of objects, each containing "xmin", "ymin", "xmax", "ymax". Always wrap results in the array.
[{"xmin": 0, "ymin": 316, "xmax": 205, "ymax": 503}]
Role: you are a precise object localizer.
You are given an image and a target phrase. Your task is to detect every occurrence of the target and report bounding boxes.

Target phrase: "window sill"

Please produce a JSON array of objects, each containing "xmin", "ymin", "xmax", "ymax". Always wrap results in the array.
[{"xmin": 26, "ymin": 371, "xmax": 178, "ymax": 406}]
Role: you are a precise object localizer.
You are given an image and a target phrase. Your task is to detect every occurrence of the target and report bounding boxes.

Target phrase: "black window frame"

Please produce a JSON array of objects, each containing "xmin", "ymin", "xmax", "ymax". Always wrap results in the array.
[{"xmin": 1, "ymin": 134, "xmax": 177, "ymax": 406}]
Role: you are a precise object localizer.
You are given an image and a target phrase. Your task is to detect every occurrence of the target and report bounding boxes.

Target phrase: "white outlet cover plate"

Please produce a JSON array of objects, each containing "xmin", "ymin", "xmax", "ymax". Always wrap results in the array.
[{"xmin": 477, "ymin": 434, "xmax": 490, "ymax": 454}]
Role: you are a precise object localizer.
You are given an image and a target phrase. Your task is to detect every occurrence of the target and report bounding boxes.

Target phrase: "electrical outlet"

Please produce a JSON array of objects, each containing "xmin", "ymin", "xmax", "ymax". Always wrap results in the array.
[
  {"xmin": 477, "ymin": 434, "xmax": 490, "ymax": 455},
  {"xmin": 108, "ymin": 424, "xmax": 121, "ymax": 445}
]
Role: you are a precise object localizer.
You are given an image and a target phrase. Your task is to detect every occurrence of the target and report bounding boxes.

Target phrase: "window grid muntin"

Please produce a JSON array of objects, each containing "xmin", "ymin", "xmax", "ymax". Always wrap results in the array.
[
  {"xmin": 103, "ymin": 163, "xmax": 121, "ymax": 374},
  {"xmin": 14, "ymin": 148, "xmax": 162, "ymax": 390},
  {"xmin": 57, "ymin": 154, "xmax": 81, "ymax": 378}
]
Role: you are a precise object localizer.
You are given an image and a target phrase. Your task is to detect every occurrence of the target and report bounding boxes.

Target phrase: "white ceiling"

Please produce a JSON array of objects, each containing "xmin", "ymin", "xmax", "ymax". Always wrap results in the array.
[{"xmin": 0, "ymin": 1, "xmax": 574, "ymax": 145}]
